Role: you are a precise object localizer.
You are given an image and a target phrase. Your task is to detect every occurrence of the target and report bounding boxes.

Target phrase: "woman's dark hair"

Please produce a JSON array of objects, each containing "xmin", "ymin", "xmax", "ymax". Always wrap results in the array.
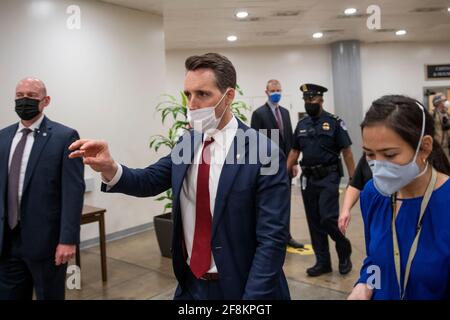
[{"xmin": 361, "ymin": 95, "xmax": 450, "ymax": 175}]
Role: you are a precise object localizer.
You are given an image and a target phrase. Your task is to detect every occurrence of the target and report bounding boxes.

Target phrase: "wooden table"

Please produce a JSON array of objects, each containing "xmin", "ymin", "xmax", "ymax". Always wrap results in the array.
[{"xmin": 76, "ymin": 205, "xmax": 107, "ymax": 282}]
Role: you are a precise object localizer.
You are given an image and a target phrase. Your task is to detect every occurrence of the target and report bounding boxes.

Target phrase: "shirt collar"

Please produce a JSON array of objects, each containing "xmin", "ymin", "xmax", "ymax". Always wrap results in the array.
[
  {"xmin": 18, "ymin": 114, "xmax": 45, "ymax": 133},
  {"xmin": 267, "ymin": 100, "xmax": 279, "ymax": 110},
  {"xmin": 204, "ymin": 115, "xmax": 238, "ymax": 148}
]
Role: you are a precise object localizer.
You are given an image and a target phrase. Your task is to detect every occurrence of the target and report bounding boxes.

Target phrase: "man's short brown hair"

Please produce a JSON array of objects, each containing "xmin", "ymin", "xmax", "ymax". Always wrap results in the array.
[
  {"xmin": 185, "ymin": 53, "xmax": 237, "ymax": 93},
  {"xmin": 266, "ymin": 79, "xmax": 281, "ymax": 90}
]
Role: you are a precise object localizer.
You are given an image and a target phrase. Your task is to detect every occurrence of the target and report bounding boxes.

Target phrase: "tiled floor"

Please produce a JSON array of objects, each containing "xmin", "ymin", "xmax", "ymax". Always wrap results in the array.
[{"xmin": 67, "ymin": 186, "xmax": 365, "ymax": 300}]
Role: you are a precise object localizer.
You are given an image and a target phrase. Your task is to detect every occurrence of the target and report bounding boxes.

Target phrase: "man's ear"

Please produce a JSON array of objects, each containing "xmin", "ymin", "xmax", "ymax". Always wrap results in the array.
[
  {"xmin": 421, "ymin": 135, "xmax": 433, "ymax": 159},
  {"xmin": 226, "ymin": 88, "xmax": 236, "ymax": 104},
  {"xmin": 41, "ymin": 96, "xmax": 51, "ymax": 108}
]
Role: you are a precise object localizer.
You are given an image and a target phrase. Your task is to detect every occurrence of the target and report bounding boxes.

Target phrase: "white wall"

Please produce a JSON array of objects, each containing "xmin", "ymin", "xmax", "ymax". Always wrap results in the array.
[
  {"xmin": 361, "ymin": 42, "xmax": 450, "ymax": 112},
  {"xmin": 167, "ymin": 42, "xmax": 450, "ymax": 150},
  {"xmin": 166, "ymin": 45, "xmax": 335, "ymax": 127},
  {"xmin": 0, "ymin": 0, "xmax": 167, "ymax": 241}
]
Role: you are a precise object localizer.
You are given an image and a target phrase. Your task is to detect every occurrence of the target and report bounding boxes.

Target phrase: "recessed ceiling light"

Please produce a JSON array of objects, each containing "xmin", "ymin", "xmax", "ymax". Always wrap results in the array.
[
  {"xmin": 236, "ymin": 11, "xmax": 249, "ymax": 19},
  {"xmin": 447, "ymin": 7, "xmax": 450, "ymax": 12},
  {"xmin": 227, "ymin": 35, "xmax": 238, "ymax": 42},
  {"xmin": 344, "ymin": 8, "xmax": 357, "ymax": 15},
  {"xmin": 313, "ymin": 32, "xmax": 323, "ymax": 39},
  {"xmin": 395, "ymin": 30, "xmax": 407, "ymax": 36}
]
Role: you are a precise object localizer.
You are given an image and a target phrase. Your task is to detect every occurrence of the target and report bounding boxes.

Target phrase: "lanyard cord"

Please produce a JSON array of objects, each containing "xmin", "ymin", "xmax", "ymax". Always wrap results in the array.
[{"xmin": 391, "ymin": 167, "xmax": 437, "ymax": 300}]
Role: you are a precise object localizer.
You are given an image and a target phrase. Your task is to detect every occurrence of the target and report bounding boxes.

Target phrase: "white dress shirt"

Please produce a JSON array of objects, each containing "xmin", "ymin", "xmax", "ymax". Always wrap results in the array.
[
  {"xmin": 267, "ymin": 99, "xmax": 279, "ymax": 119},
  {"xmin": 180, "ymin": 116, "xmax": 238, "ymax": 273},
  {"xmin": 8, "ymin": 115, "xmax": 44, "ymax": 203},
  {"xmin": 104, "ymin": 116, "xmax": 238, "ymax": 273}
]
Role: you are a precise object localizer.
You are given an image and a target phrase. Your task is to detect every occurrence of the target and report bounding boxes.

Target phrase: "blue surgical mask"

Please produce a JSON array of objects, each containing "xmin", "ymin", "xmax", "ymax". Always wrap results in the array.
[
  {"xmin": 368, "ymin": 102, "xmax": 428, "ymax": 197},
  {"xmin": 269, "ymin": 92, "xmax": 281, "ymax": 104}
]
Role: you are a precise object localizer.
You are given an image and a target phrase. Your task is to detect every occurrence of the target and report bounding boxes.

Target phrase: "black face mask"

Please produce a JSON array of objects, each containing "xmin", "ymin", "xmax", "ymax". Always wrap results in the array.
[
  {"xmin": 15, "ymin": 97, "xmax": 42, "ymax": 121},
  {"xmin": 305, "ymin": 103, "xmax": 321, "ymax": 118}
]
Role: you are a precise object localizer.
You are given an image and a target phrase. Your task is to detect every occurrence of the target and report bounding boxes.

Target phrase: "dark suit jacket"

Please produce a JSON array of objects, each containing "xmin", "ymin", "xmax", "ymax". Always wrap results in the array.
[
  {"xmin": 250, "ymin": 103, "xmax": 293, "ymax": 157},
  {"xmin": 102, "ymin": 119, "xmax": 291, "ymax": 300},
  {"xmin": 0, "ymin": 116, "xmax": 85, "ymax": 260}
]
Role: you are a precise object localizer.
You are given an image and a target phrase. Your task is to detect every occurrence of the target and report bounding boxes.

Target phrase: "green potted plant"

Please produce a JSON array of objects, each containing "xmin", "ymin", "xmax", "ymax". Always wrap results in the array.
[{"xmin": 150, "ymin": 86, "xmax": 251, "ymax": 258}]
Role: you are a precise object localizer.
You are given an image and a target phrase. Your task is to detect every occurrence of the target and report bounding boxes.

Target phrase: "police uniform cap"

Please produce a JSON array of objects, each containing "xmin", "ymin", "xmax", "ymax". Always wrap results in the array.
[{"xmin": 300, "ymin": 83, "xmax": 328, "ymax": 99}]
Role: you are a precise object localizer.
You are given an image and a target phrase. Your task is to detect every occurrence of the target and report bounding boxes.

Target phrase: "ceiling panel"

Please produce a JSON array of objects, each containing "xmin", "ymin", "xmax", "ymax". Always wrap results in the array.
[{"xmin": 100, "ymin": 0, "xmax": 450, "ymax": 49}]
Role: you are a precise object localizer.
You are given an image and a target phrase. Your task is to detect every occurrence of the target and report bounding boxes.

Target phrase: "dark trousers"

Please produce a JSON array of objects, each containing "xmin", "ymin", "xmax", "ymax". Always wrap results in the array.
[
  {"xmin": 301, "ymin": 172, "xmax": 351, "ymax": 266},
  {"xmin": 288, "ymin": 183, "xmax": 294, "ymax": 240},
  {"xmin": 173, "ymin": 269, "xmax": 224, "ymax": 300},
  {"xmin": 0, "ymin": 225, "xmax": 67, "ymax": 300}
]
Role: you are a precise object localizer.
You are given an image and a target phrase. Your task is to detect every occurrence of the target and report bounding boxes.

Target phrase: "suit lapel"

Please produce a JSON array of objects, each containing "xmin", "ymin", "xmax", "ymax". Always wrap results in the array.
[
  {"xmin": 265, "ymin": 103, "xmax": 279, "ymax": 129},
  {"xmin": 171, "ymin": 130, "xmax": 201, "ymax": 226},
  {"xmin": 0, "ymin": 124, "xmax": 19, "ymax": 196},
  {"xmin": 22, "ymin": 117, "xmax": 52, "ymax": 195},
  {"xmin": 280, "ymin": 107, "xmax": 290, "ymax": 138},
  {"xmin": 171, "ymin": 122, "xmax": 251, "ymax": 238},
  {"xmin": 266, "ymin": 103, "xmax": 287, "ymax": 144},
  {"xmin": 211, "ymin": 120, "xmax": 249, "ymax": 238}
]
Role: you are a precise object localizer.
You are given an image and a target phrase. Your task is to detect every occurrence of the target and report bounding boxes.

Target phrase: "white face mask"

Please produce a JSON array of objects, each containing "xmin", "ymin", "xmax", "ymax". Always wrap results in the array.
[
  {"xmin": 368, "ymin": 102, "xmax": 428, "ymax": 196},
  {"xmin": 187, "ymin": 90, "xmax": 229, "ymax": 133},
  {"xmin": 444, "ymin": 100, "xmax": 450, "ymax": 109}
]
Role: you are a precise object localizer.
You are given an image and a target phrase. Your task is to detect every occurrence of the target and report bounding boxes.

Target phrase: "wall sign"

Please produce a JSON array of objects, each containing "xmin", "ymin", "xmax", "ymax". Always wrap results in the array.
[{"xmin": 426, "ymin": 64, "xmax": 450, "ymax": 80}]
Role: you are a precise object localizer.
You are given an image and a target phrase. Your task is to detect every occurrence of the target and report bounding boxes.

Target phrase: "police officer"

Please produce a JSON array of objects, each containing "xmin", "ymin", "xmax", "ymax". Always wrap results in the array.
[
  {"xmin": 432, "ymin": 93, "xmax": 450, "ymax": 162},
  {"xmin": 287, "ymin": 84, "xmax": 355, "ymax": 277}
]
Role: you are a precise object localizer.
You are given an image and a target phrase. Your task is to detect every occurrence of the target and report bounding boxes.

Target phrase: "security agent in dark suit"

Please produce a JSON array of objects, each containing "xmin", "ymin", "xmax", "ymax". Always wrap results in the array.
[
  {"xmin": 251, "ymin": 79, "xmax": 304, "ymax": 249},
  {"xmin": 287, "ymin": 84, "xmax": 355, "ymax": 277},
  {"xmin": 69, "ymin": 53, "xmax": 291, "ymax": 300},
  {"xmin": 0, "ymin": 78, "xmax": 85, "ymax": 300}
]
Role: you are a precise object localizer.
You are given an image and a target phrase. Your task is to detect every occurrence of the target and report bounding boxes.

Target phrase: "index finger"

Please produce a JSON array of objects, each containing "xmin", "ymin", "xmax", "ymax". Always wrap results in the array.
[
  {"xmin": 69, "ymin": 139, "xmax": 91, "ymax": 151},
  {"xmin": 77, "ymin": 140, "xmax": 106, "ymax": 151}
]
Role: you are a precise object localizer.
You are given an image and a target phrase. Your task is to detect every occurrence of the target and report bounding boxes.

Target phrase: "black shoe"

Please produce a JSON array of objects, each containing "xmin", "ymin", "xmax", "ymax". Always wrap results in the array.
[
  {"xmin": 306, "ymin": 264, "xmax": 332, "ymax": 277},
  {"xmin": 287, "ymin": 238, "xmax": 304, "ymax": 249},
  {"xmin": 339, "ymin": 257, "xmax": 352, "ymax": 275}
]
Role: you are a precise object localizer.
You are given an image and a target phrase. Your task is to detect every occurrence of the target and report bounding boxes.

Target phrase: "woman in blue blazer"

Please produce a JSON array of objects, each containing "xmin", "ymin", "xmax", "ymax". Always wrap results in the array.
[{"xmin": 349, "ymin": 95, "xmax": 450, "ymax": 300}]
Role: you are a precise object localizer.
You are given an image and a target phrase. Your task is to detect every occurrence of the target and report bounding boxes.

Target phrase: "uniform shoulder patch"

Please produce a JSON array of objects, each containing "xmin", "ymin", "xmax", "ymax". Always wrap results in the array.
[
  {"xmin": 340, "ymin": 120, "xmax": 348, "ymax": 131},
  {"xmin": 330, "ymin": 113, "xmax": 341, "ymax": 121}
]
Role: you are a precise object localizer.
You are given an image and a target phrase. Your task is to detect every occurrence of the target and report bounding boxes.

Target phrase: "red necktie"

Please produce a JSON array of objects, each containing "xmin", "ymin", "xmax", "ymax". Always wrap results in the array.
[{"xmin": 190, "ymin": 138, "xmax": 214, "ymax": 278}]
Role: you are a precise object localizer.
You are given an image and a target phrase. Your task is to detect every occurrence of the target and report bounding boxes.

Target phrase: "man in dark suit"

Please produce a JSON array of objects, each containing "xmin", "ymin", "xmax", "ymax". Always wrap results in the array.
[
  {"xmin": 251, "ymin": 80, "xmax": 303, "ymax": 249},
  {"xmin": 69, "ymin": 53, "xmax": 291, "ymax": 300},
  {"xmin": 0, "ymin": 78, "xmax": 85, "ymax": 300}
]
